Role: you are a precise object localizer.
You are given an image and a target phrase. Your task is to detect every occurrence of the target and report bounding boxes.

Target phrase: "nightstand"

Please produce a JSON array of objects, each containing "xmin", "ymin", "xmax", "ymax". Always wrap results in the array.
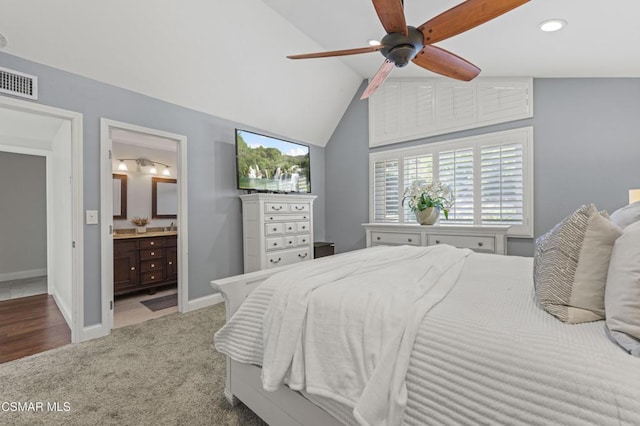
[{"xmin": 313, "ymin": 242, "xmax": 335, "ymax": 259}]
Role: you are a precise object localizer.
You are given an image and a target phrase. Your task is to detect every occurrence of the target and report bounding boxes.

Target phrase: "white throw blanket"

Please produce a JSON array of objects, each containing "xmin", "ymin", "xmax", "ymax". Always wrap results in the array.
[{"xmin": 260, "ymin": 244, "xmax": 471, "ymax": 426}]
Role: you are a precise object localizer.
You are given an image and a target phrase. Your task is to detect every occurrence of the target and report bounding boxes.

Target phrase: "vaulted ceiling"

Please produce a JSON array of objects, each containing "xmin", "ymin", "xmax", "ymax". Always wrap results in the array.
[{"xmin": 1, "ymin": 1, "xmax": 639, "ymax": 147}]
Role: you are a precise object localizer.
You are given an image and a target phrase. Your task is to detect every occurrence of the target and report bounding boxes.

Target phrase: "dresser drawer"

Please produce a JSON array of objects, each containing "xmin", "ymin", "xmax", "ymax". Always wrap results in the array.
[
  {"xmin": 265, "ymin": 248, "xmax": 312, "ymax": 269},
  {"xmin": 139, "ymin": 238, "xmax": 164, "ymax": 249},
  {"xmin": 289, "ymin": 203, "xmax": 310, "ymax": 213},
  {"xmin": 141, "ymin": 270, "xmax": 166, "ymax": 285},
  {"xmin": 265, "ymin": 223, "xmax": 284, "ymax": 236},
  {"xmin": 296, "ymin": 235, "xmax": 310, "ymax": 246},
  {"xmin": 265, "ymin": 237, "xmax": 284, "ymax": 251},
  {"xmin": 141, "ymin": 259, "xmax": 164, "ymax": 273},
  {"xmin": 265, "ymin": 214, "xmax": 309, "ymax": 222},
  {"xmin": 114, "ymin": 240, "xmax": 138, "ymax": 252},
  {"xmin": 371, "ymin": 232, "xmax": 420, "ymax": 246},
  {"xmin": 296, "ymin": 222, "xmax": 310, "ymax": 233},
  {"xmin": 140, "ymin": 248, "xmax": 165, "ymax": 260},
  {"xmin": 265, "ymin": 203, "xmax": 288, "ymax": 213},
  {"xmin": 427, "ymin": 235, "xmax": 495, "ymax": 252}
]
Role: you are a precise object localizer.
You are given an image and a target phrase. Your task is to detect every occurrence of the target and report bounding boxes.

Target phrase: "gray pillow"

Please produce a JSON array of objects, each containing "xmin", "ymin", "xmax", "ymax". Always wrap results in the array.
[
  {"xmin": 605, "ymin": 220, "xmax": 640, "ymax": 356},
  {"xmin": 534, "ymin": 204, "xmax": 621, "ymax": 323},
  {"xmin": 610, "ymin": 200, "xmax": 640, "ymax": 229}
]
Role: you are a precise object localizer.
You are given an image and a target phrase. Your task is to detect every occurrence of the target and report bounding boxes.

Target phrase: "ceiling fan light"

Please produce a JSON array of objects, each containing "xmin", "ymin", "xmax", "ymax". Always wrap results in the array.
[
  {"xmin": 368, "ymin": 39, "xmax": 381, "ymax": 46},
  {"xmin": 539, "ymin": 19, "xmax": 566, "ymax": 32}
]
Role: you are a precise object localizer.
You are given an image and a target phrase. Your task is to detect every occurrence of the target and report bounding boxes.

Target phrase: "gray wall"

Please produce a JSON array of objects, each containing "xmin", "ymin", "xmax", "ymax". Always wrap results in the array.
[
  {"xmin": 0, "ymin": 152, "xmax": 47, "ymax": 276},
  {"xmin": 0, "ymin": 52, "xmax": 326, "ymax": 326},
  {"xmin": 326, "ymin": 78, "xmax": 640, "ymax": 257}
]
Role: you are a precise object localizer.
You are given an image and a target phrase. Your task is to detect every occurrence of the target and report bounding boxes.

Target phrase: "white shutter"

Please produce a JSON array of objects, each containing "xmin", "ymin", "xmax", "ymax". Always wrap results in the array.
[
  {"xmin": 403, "ymin": 154, "xmax": 434, "ymax": 222},
  {"xmin": 439, "ymin": 148, "xmax": 474, "ymax": 223},
  {"xmin": 477, "ymin": 79, "xmax": 532, "ymax": 123},
  {"xmin": 435, "ymin": 81, "xmax": 476, "ymax": 130},
  {"xmin": 481, "ymin": 143, "xmax": 524, "ymax": 224},
  {"xmin": 373, "ymin": 159, "xmax": 399, "ymax": 222}
]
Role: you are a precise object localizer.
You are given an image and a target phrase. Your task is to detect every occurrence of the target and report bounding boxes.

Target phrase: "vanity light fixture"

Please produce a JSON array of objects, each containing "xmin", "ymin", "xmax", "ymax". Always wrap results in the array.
[
  {"xmin": 116, "ymin": 158, "xmax": 172, "ymax": 175},
  {"xmin": 539, "ymin": 19, "xmax": 567, "ymax": 32}
]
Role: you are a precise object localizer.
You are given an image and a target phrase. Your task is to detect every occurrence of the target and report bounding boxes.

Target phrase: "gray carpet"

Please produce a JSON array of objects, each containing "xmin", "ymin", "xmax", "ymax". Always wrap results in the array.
[{"xmin": 0, "ymin": 303, "xmax": 266, "ymax": 425}]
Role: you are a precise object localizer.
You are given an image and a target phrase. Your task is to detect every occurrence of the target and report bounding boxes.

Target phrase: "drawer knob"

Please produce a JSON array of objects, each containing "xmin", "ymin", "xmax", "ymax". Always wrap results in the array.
[
  {"xmin": 273, "ymin": 227, "xmax": 277, "ymax": 231},
  {"xmin": 303, "ymin": 216, "xmax": 307, "ymax": 219},
  {"xmin": 302, "ymin": 226, "xmax": 306, "ymax": 230},
  {"xmin": 377, "ymin": 237, "xmax": 381, "ymax": 240},
  {"xmin": 435, "ymin": 240, "xmax": 440, "ymax": 244},
  {"xmin": 408, "ymin": 238, "xmax": 412, "ymax": 242},
  {"xmin": 478, "ymin": 242, "xmax": 484, "ymax": 247},
  {"xmin": 288, "ymin": 227, "xmax": 293, "ymax": 230},
  {"xmin": 130, "ymin": 267, "xmax": 135, "ymax": 271},
  {"xmin": 302, "ymin": 239, "xmax": 306, "ymax": 243},
  {"xmin": 298, "ymin": 253, "xmax": 308, "ymax": 259},
  {"xmin": 150, "ymin": 242, "xmax": 154, "ymax": 246},
  {"xmin": 295, "ymin": 206, "xmax": 304, "ymax": 210},
  {"xmin": 151, "ymin": 263, "xmax": 155, "ymax": 268},
  {"xmin": 269, "ymin": 217, "xmax": 274, "ymax": 220},
  {"xmin": 270, "ymin": 257, "xmax": 282, "ymax": 264},
  {"xmin": 151, "ymin": 275, "xmax": 155, "ymax": 280},
  {"xmin": 151, "ymin": 252, "xmax": 155, "ymax": 256},
  {"xmin": 272, "ymin": 206, "xmax": 283, "ymax": 211}
]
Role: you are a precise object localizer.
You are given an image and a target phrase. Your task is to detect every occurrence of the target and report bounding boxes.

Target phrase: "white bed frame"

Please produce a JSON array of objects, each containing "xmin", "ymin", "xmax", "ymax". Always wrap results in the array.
[{"xmin": 211, "ymin": 264, "xmax": 344, "ymax": 426}]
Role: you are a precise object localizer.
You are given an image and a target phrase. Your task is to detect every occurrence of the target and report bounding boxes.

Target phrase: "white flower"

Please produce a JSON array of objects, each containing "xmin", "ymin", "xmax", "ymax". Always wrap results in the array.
[{"xmin": 402, "ymin": 180, "xmax": 454, "ymax": 219}]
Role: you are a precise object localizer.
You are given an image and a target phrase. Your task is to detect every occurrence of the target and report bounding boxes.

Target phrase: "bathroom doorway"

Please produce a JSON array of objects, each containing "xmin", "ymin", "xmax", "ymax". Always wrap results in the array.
[{"xmin": 100, "ymin": 119, "xmax": 188, "ymax": 332}]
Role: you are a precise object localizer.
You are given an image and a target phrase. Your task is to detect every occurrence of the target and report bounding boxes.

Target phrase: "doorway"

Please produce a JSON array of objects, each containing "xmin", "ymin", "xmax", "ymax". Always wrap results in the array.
[
  {"xmin": 100, "ymin": 119, "xmax": 188, "ymax": 332},
  {"xmin": 0, "ymin": 96, "xmax": 83, "ymax": 344}
]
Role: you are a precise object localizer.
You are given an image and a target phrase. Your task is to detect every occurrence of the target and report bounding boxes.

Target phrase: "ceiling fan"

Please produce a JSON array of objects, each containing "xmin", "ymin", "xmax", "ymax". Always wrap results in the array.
[{"xmin": 287, "ymin": 0, "xmax": 530, "ymax": 99}]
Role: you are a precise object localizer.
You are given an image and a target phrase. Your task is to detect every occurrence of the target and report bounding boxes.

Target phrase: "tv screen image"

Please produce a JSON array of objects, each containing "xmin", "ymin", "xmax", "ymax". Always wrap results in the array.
[{"xmin": 236, "ymin": 129, "xmax": 311, "ymax": 193}]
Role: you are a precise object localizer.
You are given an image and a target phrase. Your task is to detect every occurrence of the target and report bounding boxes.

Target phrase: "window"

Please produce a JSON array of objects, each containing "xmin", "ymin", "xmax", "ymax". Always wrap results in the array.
[{"xmin": 369, "ymin": 127, "xmax": 533, "ymax": 237}]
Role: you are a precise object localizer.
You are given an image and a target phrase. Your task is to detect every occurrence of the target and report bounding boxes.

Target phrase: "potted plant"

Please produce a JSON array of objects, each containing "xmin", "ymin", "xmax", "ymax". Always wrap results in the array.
[
  {"xmin": 131, "ymin": 216, "xmax": 151, "ymax": 233},
  {"xmin": 402, "ymin": 180, "xmax": 454, "ymax": 225}
]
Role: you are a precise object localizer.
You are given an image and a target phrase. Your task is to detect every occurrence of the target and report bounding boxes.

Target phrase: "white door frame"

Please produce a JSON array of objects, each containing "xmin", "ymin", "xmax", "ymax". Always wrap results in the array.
[
  {"xmin": 100, "ymin": 118, "xmax": 189, "ymax": 331},
  {"xmin": 0, "ymin": 96, "xmax": 84, "ymax": 343}
]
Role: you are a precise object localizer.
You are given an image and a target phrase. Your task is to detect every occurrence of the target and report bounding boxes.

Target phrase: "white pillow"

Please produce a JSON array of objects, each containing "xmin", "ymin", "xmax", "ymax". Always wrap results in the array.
[
  {"xmin": 605, "ymin": 220, "xmax": 640, "ymax": 356},
  {"xmin": 610, "ymin": 201, "xmax": 640, "ymax": 229}
]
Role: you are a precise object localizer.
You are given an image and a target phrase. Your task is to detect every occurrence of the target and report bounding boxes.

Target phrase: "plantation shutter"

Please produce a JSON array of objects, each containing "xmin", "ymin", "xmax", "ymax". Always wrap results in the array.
[
  {"xmin": 373, "ymin": 159, "xmax": 399, "ymax": 222},
  {"xmin": 481, "ymin": 143, "xmax": 524, "ymax": 224},
  {"xmin": 439, "ymin": 148, "xmax": 474, "ymax": 223},
  {"xmin": 403, "ymin": 154, "xmax": 433, "ymax": 222}
]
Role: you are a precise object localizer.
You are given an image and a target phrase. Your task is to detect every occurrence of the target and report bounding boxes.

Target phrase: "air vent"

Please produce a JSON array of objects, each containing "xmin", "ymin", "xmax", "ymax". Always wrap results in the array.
[{"xmin": 0, "ymin": 66, "xmax": 38, "ymax": 100}]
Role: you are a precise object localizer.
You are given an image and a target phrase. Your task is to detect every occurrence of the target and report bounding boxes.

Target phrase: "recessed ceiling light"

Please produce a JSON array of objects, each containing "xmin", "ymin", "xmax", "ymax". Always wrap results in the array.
[
  {"xmin": 539, "ymin": 19, "xmax": 567, "ymax": 32},
  {"xmin": 0, "ymin": 33, "xmax": 8, "ymax": 49},
  {"xmin": 368, "ymin": 39, "xmax": 381, "ymax": 46}
]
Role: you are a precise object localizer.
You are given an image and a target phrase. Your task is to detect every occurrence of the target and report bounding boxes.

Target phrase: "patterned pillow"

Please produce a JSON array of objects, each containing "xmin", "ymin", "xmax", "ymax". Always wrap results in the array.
[{"xmin": 534, "ymin": 204, "xmax": 621, "ymax": 323}]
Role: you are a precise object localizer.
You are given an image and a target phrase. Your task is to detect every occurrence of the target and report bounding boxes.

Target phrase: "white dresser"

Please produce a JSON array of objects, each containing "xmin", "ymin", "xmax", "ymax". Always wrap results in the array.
[
  {"xmin": 362, "ymin": 223, "xmax": 510, "ymax": 255},
  {"xmin": 240, "ymin": 193, "xmax": 317, "ymax": 272}
]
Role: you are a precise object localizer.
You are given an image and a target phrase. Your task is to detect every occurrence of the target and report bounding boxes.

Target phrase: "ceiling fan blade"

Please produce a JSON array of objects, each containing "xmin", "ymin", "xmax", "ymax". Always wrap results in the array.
[
  {"xmin": 287, "ymin": 45, "xmax": 383, "ymax": 60},
  {"xmin": 418, "ymin": 0, "xmax": 529, "ymax": 45},
  {"xmin": 412, "ymin": 45, "xmax": 480, "ymax": 81},
  {"xmin": 361, "ymin": 59, "xmax": 395, "ymax": 100},
  {"xmin": 372, "ymin": 0, "xmax": 408, "ymax": 36}
]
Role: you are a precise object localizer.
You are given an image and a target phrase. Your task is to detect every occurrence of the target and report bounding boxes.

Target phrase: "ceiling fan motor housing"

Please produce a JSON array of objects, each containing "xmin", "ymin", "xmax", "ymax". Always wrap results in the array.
[{"xmin": 380, "ymin": 26, "xmax": 424, "ymax": 67}]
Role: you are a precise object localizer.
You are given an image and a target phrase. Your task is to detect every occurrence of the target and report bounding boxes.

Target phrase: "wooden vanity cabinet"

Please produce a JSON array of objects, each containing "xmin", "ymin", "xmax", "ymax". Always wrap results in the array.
[{"xmin": 113, "ymin": 234, "xmax": 177, "ymax": 295}]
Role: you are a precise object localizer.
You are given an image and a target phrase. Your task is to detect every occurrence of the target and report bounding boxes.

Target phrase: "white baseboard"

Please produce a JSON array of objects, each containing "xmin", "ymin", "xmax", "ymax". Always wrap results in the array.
[
  {"xmin": 81, "ymin": 323, "xmax": 109, "ymax": 342},
  {"xmin": 51, "ymin": 292, "xmax": 72, "ymax": 330},
  {"xmin": 186, "ymin": 292, "xmax": 223, "ymax": 312},
  {"xmin": 0, "ymin": 268, "xmax": 47, "ymax": 282}
]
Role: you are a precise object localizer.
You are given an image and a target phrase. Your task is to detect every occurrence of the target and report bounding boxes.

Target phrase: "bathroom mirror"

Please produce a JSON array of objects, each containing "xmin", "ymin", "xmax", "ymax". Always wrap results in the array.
[
  {"xmin": 152, "ymin": 177, "xmax": 177, "ymax": 219},
  {"xmin": 113, "ymin": 174, "xmax": 128, "ymax": 219}
]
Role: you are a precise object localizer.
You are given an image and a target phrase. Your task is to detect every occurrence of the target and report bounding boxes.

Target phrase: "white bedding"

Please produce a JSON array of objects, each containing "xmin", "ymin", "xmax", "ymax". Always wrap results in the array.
[{"xmin": 214, "ymin": 247, "xmax": 640, "ymax": 426}]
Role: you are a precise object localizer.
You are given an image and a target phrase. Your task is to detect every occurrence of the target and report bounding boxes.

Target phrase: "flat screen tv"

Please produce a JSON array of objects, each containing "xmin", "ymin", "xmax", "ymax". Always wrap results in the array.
[{"xmin": 235, "ymin": 129, "xmax": 311, "ymax": 193}]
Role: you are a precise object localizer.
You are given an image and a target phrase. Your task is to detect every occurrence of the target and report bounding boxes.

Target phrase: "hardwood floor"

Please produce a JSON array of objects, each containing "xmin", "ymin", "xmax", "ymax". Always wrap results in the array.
[{"xmin": 0, "ymin": 294, "xmax": 71, "ymax": 363}]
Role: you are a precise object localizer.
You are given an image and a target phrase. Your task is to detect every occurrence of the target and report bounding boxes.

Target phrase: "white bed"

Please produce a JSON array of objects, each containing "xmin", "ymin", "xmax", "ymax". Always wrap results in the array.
[{"xmin": 212, "ymin": 245, "xmax": 640, "ymax": 426}]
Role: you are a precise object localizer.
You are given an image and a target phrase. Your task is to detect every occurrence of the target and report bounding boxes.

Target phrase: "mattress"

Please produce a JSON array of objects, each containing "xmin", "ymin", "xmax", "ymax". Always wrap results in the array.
[{"xmin": 215, "ymin": 250, "xmax": 640, "ymax": 425}]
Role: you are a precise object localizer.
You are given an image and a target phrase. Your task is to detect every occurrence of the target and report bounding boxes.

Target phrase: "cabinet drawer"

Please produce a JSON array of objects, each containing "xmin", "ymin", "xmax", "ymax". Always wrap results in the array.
[
  {"xmin": 140, "ymin": 248, "xmax": 165, "ymax": 260},
  {"xmin": 265, "ymin": 214, "xmax": 309, "ymax": 222},
  {"xmin": 265, "ymin": 237, "xmax": 284, "ymax": 251},
  {"xmin": 371, "ymin": 232, "xmax": 420, "ymax": 246},
  {"xmin": 265, "ymin": 248, "xmax": 312, "ymax": 269},
  {"xmin": 427, "ymin": 235, "xmax": 495, "ymax": 252},
  {"xmin": 265, "ymin": 223, "xmax": 284, "ymax": 236},
  {"xmin": 141, "ymin": 270, "xmax": 166, "ymax": 285},
  {"xmin": 284, "ymin": 222, "xmax": 297, "ymax": 233},
  {"xmin": 141, "ymin": 259, "xmax": 164, "ymax": 273},
  {"xmin": 139, "ymin": 238, "xmax": 164, "ymax": 249},
  {"xmin": 289, "ymin": 203, "xmax": 310, "ymax": 213},
  {"xmin": 296, "ymin": 235, "xmax": 310, "ymax": 246},
  {"xmin": 265, "ymin": 203, "xmax": 288, "ymax": 213},
  {"xmin": 114, "ymin": 240, "xmax": 138, "ymax": 252},
  {"xmin": 296, "ymin": 222, "xmax": 310, "ymax": 233}
]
